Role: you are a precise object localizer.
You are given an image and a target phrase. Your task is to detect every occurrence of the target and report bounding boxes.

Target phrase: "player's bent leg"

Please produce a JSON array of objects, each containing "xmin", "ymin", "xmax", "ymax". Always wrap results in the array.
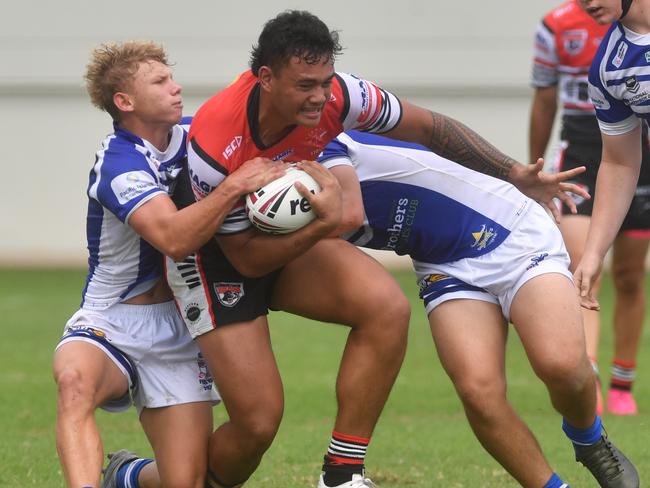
[
  {"xmin": 271, "ymin": 239, "xmax": 410, "ymax": 437},
  {"xmin": 510, "ymin": 273, "xmax": 596, "ymax": 427},
  {"xmin": 196, "ymin": 317, "xmax": 284, "ymax": 487},
  {"xmin": 140, "ymin": 402, "xmax": 214, "ymax": 488},
  {"xmin": 559, "ymin": 216, "xmax": 604, "ymax": 414},
  {"xmin": 53, "ymin": 341, "xmax": 129, "ymax": 487},
  {"xmin": 429, "ymin": 299, "xmax": 555, "ymax": 488}
]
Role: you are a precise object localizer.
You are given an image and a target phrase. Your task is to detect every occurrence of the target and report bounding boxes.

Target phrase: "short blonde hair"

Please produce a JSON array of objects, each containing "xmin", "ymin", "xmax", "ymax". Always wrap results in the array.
[{"xmin": 84, "ymin": 41, "xmax": 169, "ymax": 121}]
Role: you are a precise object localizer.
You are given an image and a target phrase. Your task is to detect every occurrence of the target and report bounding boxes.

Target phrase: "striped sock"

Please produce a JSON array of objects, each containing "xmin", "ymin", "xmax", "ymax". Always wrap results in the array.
[
  {"xmin": 543, "ymin": 472, "xmax": 570, "ymax": 488},
  {"xmin": 116, "ymin": 458, "xmax": 153, "ymax": 488},
  {"xmin": 322, "ymin": 431, "xmax": 369, "ymax": 486},
  {"xmin": 610, "ymin": 359, "xmax": 636, "ymax": 391}
]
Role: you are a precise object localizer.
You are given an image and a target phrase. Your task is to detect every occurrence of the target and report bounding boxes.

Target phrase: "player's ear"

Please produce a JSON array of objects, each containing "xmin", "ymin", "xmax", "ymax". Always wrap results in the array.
[
  {"xmin": 113, "ymin": 92, "xmax": 134, "ymax": 113},
  {"xmin": 258, "ymin": 66, "xmax": 273, "ymax": 92}
]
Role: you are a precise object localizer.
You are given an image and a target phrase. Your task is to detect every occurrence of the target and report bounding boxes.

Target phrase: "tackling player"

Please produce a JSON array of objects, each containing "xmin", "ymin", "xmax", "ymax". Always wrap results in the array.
[
  {"xmin": 156, "ymin": 10, "xmax": 602, "ymax": 488},
  {"xmin": 52, "ymin": 41, "xmax": 286, "ymax": 488},
  {"xmin": 319, "ymin": 130, "xmax": 640, "ymax": 488},
  {"xmin": 531, "ymin": 0, "xmax": 650, "ymax": 416}
]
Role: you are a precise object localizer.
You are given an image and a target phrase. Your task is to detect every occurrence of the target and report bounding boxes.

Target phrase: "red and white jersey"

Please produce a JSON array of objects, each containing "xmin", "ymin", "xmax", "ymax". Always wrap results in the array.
[
  {"xmin": 532, "ymin": 0, "xmax": 609, "ymax": 115},
  {"xmin": 187, "ymin": 70, "xmax": 402, "ymax": 233}
]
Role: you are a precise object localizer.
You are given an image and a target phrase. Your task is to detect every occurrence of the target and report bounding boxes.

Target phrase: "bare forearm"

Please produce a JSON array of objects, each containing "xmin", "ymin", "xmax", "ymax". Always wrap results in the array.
[
  {"xmin": 220, "ymin": 221, "xmax": 335, "ymax": 278},
  {"xmin": 585, "ymin": 161, "xmax": 640, "ymax": 259},
  {"xmin": 427, "ymin": 111, "xmax": 516, "ymax": 180},
  {"xmin": 529, "ymin": 87, "xmax": 557, "ymax": 162}
]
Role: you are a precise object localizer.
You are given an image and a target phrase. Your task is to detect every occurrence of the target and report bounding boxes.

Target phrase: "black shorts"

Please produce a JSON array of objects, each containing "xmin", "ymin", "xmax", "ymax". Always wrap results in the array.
[
  {"xmin": 551, "ymin": 130, "xmax": 650, "ymax": 232},
  {"xmin": 166, "ymin": 239, "xmax": 281, "ymax": 338}
]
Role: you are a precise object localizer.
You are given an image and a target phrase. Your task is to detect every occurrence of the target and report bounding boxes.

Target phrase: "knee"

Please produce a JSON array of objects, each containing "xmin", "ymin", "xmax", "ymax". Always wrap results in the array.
[
  {"xmin": 534, "ymin": 355, "xmax": 593, "ymax": 393},
  {"xmin": 454, "ymin": 375, "xmax": 507, "ymax": 420},
  {"xmin": 361, "ymin": 288, "xmax": 411, "ymax": 341},
  {"xmin": 54, "ymin": 367, "xmax": 96, "ymax": 414},
  {"xmin": 612, "ymin": 264, "xmax": 645, "ymax": 297},
  {"xmin": 235, "ymin": 406, "xmax": 283, "ymax": 455}
]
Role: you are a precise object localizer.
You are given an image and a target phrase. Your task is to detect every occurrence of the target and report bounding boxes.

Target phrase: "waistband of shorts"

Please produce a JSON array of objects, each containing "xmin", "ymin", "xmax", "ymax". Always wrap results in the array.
[{"xmin": 84, "ymin": 300, "xmax": 177, "ymax": 318}]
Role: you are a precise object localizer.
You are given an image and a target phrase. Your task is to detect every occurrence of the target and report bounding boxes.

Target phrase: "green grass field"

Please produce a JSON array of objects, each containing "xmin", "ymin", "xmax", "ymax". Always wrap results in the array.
[{"xmin": 0, "ymin": 267, "xmax": 648, "ymax": 487}]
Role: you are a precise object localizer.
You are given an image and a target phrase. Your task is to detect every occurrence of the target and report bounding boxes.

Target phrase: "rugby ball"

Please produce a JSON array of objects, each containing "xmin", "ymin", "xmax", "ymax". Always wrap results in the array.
[{"xmin": 245, "ymin": 166, "xmax": 322, "ymax": 234}]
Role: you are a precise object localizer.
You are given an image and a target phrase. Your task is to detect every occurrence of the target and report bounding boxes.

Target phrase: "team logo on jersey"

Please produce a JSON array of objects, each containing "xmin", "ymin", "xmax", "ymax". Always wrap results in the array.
[
  {"xmin": 562, "ymin": 30, "xmax": 587, "ymax": 56},
  {"xmin": 625, "ymin": 76, "xmax": 640, "ymax": 94},
  {"xmin": 417, "ymin": 273, "xmax": 452, "ymax": 292},
  {"xmin": 613, "ymin": 43, "xmax": 628, "ymax": 68},
  {"xmin": 471, "ymin": 224, "xmax": 497, "ymax": 251},
  {"xmin": 214, "ymin": 282, "xmax": 244, "ymax": 307}
]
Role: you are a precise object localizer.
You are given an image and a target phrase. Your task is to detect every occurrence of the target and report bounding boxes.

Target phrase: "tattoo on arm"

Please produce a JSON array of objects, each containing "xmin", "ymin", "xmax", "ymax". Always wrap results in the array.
[{"xmin": 428, "ymin": 111, "xmax": 515, "ymax": 180}]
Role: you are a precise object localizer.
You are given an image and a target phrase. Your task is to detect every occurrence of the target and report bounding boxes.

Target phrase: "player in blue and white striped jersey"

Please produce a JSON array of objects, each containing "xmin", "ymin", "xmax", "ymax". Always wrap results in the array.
[
  {"xmin": 319, "ymin": 131, "xmax": 639, "ymax": 488},
  {"xmin": 52, "ymin": 41, "xmax": 284, "ymax": 488},
  {"xmin": 578, "ymin": 0, "xmax": 650, "ymax": 312}
]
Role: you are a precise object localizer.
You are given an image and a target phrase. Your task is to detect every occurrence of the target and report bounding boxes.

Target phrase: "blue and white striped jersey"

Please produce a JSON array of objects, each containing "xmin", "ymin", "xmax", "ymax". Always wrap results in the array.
[
  {"xmin": 81, "ymin": 118, "xmax": 190, "ymax": 310},
  {"xmin": 588, "ymin": 22, "xmax": 650, "ymax": 135},
  {"xmin": 318, "ymin": 131, "xmax": 532, "ymax": 264}
]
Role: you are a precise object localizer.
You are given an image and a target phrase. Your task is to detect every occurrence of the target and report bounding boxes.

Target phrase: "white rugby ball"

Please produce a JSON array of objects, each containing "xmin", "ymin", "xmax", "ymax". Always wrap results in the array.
[{"xmin": 245, "ymin": 166, "xmax": 322, "ymax": 234}]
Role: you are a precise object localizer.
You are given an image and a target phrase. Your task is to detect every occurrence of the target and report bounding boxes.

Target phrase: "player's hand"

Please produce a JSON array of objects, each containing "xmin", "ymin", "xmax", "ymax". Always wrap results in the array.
[
  {"xmin": 227, "ymin": 157, "xmax": 288, "ymax": 195},
  {"xmin": 294, "ymin": 160, "xmax": 342, "ymax": 231},
  {"xmin": 573, "ymin": 252, "xmax": 602, "ymax": 311},
  {"xmin": 510, "ymin": 158, "xmax": 590, "ymax": 223}
]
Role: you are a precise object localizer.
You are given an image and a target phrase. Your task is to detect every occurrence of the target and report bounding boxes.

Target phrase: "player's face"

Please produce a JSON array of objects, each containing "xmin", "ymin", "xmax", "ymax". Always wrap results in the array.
[
  {"xmin": 578, "ymin": 0, "xmax": 622, "ymax": 25},
  {"xmin": 268, "ymin": 56, "xmax": 335, "ymax": 128},
  {"xmin": 128, "ymin": 61, "xmax": 183, "ymax": 126}
]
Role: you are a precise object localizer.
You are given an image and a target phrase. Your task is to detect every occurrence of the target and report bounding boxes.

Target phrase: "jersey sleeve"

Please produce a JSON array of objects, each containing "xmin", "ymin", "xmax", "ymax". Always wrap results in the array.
[
  {"xmin": 531, "ymin": 19, "xmax": 559, "ymax": 88},
  {"xmin": 588, "ymin": 49, "xmax": 640, "ymax": 135},
  {"xmin": 91, "ymin": 147, "xmax": 164, "ymax": 224},
  {"xmin": 336, "ymin": 72, "xmax": 402, "ymax": 134},
  {"xmin": 318, "ymin": 136, "xmax": 354, "ymax": 169}
]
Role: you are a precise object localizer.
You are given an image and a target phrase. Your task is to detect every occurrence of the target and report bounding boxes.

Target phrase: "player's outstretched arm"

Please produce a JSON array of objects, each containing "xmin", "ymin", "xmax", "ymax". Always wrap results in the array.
[
  {"xmin": 384, "ymin": 101, "xmax": 588, "ymax": 221},
  {"xmin": 130, "ymin": 157, "xmax": 285, "ymax": 261}
]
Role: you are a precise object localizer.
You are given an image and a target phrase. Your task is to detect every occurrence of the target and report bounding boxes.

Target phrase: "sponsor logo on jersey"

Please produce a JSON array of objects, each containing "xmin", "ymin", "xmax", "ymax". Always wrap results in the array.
[
  {"xmin": 625, "ymin": 75, "xmax": 640, "ymax": 94},
  {"xmin": 562, "ymin": 30, "xmax": 587, "ymax": 56},
  {"xmin": 184, "ymin": 303, "xmax": 202, "ymax": 323},
  {"xmin": 588, "ymin": 85, "xmax": 611, "ymax": 110},
  {"xmin": 525, "ymin": 252, "xmax": 549, "ymax": 270},
  {"xmin": 188, "ymin": 167, "xmax": 213, "ymax": 199},
  {"xmin": 358, "ymin": 79, "xmax": 370, "ymax": 112},
  {"xmin": 385, "ymin": 198, "xmax": 418, "ymax": 251},
  {"xmin": 613, "ymin": 42, "xmax": 628, "ymax": 68},
  {"xmin": 222, "ymin": 135, "xmax": 242, "ymax": 160},
  {"xmin": 273, "ymin": 148, "xmax": 293, "ymax": 161},
  {"xmin": 471, "ymin": 225, "xmax": 497, "ymax": 251},
  {"xmin": 645, "ymin": 51, "xmax": 650, "ymax": 64},
  {"xmin": 112, "ymin": 170, "xmax": 155, "ymax": 205},
  {"xmin": 214, "ymin": 282, "xmax": 245, "ymax": 307}
]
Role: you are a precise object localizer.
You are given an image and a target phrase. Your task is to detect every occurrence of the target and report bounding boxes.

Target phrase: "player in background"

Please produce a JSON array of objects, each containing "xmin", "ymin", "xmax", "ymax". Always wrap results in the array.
[
  {"xmin": 157, "ymin": 10, "xmax": 604, "ymax": 488},
  {"xmin": 319, "ymin": 130, "xmax": 640, "ymax": 488},
  {"xmin": 530, "ymin": 0, "xmax": 650, "ymax": 416},
  {"xmin": 52, "ymin": 41, "xmax": 287, "ymax": 488}
]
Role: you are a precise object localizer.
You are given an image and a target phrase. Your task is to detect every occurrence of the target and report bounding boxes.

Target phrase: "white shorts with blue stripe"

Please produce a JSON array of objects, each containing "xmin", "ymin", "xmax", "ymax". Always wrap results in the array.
[
  {"xmin": 56, "ymin": 300, "xmax": 220, "ymax": 414},
  {"xmin": 415, "ymin": 203, "xmax": 572, "ymax": 321}
]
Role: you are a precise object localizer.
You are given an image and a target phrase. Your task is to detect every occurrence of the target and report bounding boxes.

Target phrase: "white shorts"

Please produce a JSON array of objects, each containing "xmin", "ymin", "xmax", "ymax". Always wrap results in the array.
[
  {"xmin": 414, "ymin": 203, "xmax": 573, "ymax": 320},
  {"xmin": 56, "ymin": 301, "xmax": 220, "ymax": 414}
]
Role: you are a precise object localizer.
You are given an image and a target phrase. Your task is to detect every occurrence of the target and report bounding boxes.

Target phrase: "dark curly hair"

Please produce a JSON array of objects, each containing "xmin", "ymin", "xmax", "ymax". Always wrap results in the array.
[{"xmin": 250, "ymin": 10, "xmax": 343, "ymax": 75}]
